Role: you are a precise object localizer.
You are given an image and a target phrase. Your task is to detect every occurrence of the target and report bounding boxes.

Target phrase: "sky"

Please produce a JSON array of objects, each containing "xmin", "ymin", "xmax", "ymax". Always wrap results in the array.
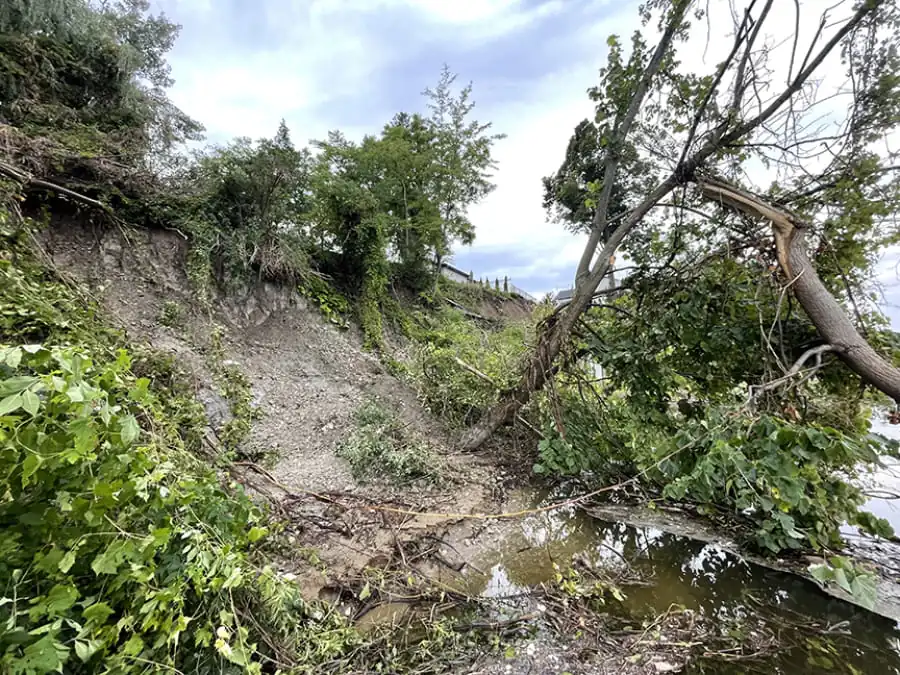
[
  {"xmin": 150, "ymin": 0, "xmax": 634, "ymax": 298},
  {"xmin": 150, "ymin": 0, "xmax": 900, "ymax": 323}
]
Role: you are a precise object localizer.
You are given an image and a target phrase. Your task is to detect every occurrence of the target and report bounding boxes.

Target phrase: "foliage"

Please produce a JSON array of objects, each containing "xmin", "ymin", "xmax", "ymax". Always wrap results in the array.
[
  {"xmin": 0, "ymin": 0, "xmax": 202, "ymax": 177},
  {"xmin": 0, "ymin": 343, "xmax": 278, "ymax": 673},
  {"xmin": 422, "ymin": 65, "xmax": 505, "ymax": 271},
  {"xmin": 808, "ymin": 556, "xmax": 878, "ymax": 610},
  {"xmin": 168, "ymin": 121, "xmax": 314, "ymax": 296},
  {"xmin": 407, "ymin": 307, "xmax": 532, "ymax": 426},
  {"xmin": 337, "ymin": 400, "xmax": 443, "ymax": 484},
  {"xmin": 207, "ymin": 325, "xmax": 259, "ymax": 455},
  {"xmin": 299, "ymin": 274, "xmax": 351, "ymax": 329},
  {"xmin": 157, "ymin": 300, "xmax": 183, "ymax": 328},
  {"xmin": 541, "ymin": 377, "xmax": 896, "ymax": 554}
]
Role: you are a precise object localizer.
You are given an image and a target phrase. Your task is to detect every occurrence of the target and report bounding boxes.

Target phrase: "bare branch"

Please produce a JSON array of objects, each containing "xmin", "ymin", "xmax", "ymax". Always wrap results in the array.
[
  {"xmin": 0, "ymin": 159, "xmax": 111, "ymax": 212},
  {"xmin": 676, "ymin": 0, "xmax": 760, "ymax": 168},
  {"xmin": 748, "ymin": 344, "xmax": 837, "ymax": 401}
]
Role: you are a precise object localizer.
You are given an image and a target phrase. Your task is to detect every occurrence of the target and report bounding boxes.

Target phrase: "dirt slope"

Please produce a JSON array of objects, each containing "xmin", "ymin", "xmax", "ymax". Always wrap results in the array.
[{"xmin": 40, "ymin": 217, "xmax": 519, "ymax": 594}]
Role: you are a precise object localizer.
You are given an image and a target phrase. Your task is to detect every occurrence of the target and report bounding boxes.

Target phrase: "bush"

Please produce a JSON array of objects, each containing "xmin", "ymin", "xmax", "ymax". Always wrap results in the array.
[
  {"xmin": 158, "ymin": 300, "xmax": 183, "ymax": 327},
  {"xmin": 338, "ymin": 400, "xmax": 443, "ymax": 484},
  {"xmin": 408, "ymin": 307, "xmax": 531, "ymax": 426},
  {"xmin": 539, "ymin": 381, "xmax": 898, "ymax": 554},
  {"xmin": 0, "ymin": 345, "xmax": 276, "ymax": 672}
]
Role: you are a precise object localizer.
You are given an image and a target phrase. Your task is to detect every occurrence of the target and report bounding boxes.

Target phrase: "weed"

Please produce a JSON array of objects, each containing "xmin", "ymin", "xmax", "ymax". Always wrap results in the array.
[
  {"xmin": 158, "ymin": 300, "xmax": 184, "ymax": 328},
  {"xmin": 207, "ymin": 325, "xmax": 261, "ymax": 455},
  {"xmin": 299, "ymin": 275, "xmax": 350, "ymax": 329},
  {"xmin": 338, "ymin": 400, "xmax": 443, "ymax": 484}
]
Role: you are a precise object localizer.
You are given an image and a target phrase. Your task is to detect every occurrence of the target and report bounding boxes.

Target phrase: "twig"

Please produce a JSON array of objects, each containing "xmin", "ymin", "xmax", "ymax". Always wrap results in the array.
[{"xmin": 748, "ymin": 343, "xmax": 837, "ymax": 402}]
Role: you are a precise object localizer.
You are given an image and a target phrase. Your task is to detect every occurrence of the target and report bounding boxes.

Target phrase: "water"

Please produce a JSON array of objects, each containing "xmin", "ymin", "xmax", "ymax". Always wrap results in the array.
[{"xmin": 460, "ymin": 492, "xmax": 900, "ymax": 674}]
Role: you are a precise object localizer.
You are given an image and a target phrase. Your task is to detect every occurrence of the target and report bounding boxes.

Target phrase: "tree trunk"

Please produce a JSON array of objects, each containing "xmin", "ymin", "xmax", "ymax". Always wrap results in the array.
[
  {"xmin": 787, "ymin": 231, "xmax": 900, "ymax": 401},
  {"xmin": 459, "ymin": 276, "xmax": 597, "ymax": 450},
  {"xmin": 696, "ymin": 176, "xmax": 900, "ymax": 402}
]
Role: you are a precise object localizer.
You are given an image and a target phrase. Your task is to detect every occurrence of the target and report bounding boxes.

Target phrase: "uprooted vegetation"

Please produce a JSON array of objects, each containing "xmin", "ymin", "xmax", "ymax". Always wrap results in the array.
[{"xmin": 5, "ymin": 0, "xmax": 900, "ymax": 672}]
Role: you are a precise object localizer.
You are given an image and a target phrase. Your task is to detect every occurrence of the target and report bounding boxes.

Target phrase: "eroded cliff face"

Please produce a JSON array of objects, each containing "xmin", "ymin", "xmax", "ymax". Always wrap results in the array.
[{"xmin": 36, "ymin": 215, "xmax": 515, "ymax": 598}]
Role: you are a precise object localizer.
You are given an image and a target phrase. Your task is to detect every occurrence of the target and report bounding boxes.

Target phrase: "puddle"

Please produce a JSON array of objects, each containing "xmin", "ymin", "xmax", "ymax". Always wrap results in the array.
[{"xmin": 461, "ymin": 490, "xmax": 900, "ymax": 674}]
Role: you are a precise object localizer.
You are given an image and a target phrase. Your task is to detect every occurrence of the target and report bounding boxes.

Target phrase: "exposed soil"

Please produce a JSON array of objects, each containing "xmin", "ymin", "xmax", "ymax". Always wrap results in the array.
[{"xmin": 39, "ymin": 217, "xmax": 526, "ymax": 599}]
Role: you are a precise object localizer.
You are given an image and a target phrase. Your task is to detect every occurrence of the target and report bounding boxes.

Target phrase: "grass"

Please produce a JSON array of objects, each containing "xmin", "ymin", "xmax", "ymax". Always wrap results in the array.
[{"xmin": 338, "ymin": 400, "xmax": 443, "ymax": 484}]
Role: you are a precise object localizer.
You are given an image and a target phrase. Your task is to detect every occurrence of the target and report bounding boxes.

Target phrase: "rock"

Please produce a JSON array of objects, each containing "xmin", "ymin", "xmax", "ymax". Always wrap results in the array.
[{"xmin": 197, "ymin": 387, "xmax": 233, "ymax": 430}]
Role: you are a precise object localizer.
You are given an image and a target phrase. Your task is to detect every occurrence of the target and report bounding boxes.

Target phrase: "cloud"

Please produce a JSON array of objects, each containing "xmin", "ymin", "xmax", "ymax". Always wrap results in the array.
[{"xmin": 151, "ymin": 0, "xmax": 899, "ymax": 327}]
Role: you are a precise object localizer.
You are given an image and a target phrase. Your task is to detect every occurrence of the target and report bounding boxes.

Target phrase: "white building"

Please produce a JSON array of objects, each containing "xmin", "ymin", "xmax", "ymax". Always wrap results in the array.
[
  {"xmin": 550, "ymin": 268, "xmax": 617, "ymax": 307},
  {"xmin": 439, "ymin": 262, "xmax": 473, "ymax": 284}
]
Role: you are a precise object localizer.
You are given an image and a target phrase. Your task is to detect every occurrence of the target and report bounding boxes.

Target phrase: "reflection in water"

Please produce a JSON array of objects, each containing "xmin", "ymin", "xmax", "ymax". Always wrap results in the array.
[{"xmin": 464, "ymin": 494, "xmax": 900, "ymax": 674}]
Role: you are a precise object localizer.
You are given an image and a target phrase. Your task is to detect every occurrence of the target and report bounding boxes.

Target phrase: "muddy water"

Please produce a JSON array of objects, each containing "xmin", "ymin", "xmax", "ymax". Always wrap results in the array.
[{"xmin": 460, "ymin": 490, "xmax": 900, "ymax": 674}]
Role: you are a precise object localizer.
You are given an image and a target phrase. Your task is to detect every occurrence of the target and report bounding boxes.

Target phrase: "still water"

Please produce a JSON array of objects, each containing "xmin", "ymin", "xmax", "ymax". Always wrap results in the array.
[{"xmin": 461, "ymin": 491, "xmax": 900, "ymax": 674}]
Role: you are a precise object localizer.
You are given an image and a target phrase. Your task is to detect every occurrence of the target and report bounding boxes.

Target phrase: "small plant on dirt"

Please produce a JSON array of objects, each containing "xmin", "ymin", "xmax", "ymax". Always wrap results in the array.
[
  {"xmin": 158, "ymin": 300, "xmax": 184, "ymax": 328},
  {"xmin": 299, "ymin": 275, "xmax": 350, "ymax": 329},
  {"xmin": 207, "ymin": 325, "xmax": 260, "ymax": 454},
  {"xmin": 338, "ymin": 400, "xmax": 443, "ymax": 484}
]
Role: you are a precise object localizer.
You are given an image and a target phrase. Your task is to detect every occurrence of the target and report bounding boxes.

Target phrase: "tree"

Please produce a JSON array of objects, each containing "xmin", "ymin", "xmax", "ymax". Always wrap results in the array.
[
  {"xmin": 0, "ymin": 0, "xmax": 202, "ymax": 180},
  {"xmin": 189, "ymin": 120, "xmax": 314, "ymax": 284},
  {"xmin": 463, "ymin": 0, "xmax": 900, "ymax": 449},
  {"xmin": 376, "ymin": 113, "xmax": 444, "ymax": 290},
  {"xmin": 423, "ymin": 65, "xmax": 505, "ymax": 284}
]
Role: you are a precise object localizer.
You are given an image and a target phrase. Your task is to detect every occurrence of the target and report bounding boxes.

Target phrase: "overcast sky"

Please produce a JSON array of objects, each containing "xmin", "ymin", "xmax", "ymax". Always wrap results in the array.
[{"xmin": 150, "ymin": 0, "xmax": 900, "ymax": 324}]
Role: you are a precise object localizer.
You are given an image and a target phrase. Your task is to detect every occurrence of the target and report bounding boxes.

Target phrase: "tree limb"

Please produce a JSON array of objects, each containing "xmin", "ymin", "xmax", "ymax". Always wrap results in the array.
[
  {"xmin": 0, "ymin": 159, "xmax": 111, "ymax": 212},
  {"xmin": 748, "ymin": 343, "xmax": 837, "ymax": 401},
  {"xmin": 696, "ymin": 175, "xmax": 900, "ymax": 403},
  {"xmin": 575, "ymin": 0, "xmax": 694, "ymax": 284}
]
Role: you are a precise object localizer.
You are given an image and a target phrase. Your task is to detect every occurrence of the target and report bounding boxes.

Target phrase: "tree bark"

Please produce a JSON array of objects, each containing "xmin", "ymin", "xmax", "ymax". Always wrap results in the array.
[{"xmin": 696, "ymin": 176, "xmax": 900, "ymax": 402}]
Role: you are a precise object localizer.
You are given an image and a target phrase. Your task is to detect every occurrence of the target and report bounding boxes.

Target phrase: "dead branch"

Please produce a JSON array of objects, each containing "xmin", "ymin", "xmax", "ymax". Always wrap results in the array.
[
  {"xmin": 748, "ymin": 344, "xmax": 837, "ymax": 401},
  {"xmin": 0, "ymin": 159, "xmax": 111, "ymax": 212}
]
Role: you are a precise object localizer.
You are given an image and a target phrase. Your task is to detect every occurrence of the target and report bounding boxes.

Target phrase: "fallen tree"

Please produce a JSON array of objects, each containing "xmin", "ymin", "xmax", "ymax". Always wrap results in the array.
[{"xmin": 462, "ymin": 0, "xmax": 900, "ymax": 449}]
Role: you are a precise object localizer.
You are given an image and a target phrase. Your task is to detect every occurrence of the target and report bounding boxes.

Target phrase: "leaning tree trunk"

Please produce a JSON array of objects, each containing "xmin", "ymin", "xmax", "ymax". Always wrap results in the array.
[
  {"xmin": 697, "ymin": 176, "xmax": 900, "ymax": 402},
  {"xmin": 459, "ymin": 274, "xmax": 600, "ymax": 450}
]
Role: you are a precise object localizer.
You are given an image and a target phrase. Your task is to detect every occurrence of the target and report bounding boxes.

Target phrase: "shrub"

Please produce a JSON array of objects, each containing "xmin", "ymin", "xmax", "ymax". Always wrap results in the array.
[
  {"xmin": 408, "ymin": 308, "xmax": 530, "ymax": 426},
  {"xmin": 338, "ymin": 400, "xmax": 443, "ymax": 484},
  {"xmin": 0, "ymin": 344, "xmax": 277, "ymax": 672}
]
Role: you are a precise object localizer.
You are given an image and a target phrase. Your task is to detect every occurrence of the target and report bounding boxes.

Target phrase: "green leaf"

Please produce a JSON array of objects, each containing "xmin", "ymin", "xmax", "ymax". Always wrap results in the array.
[
  {"xmin": 4, "ymin": 347, "xmax": 22, "ymax": 368},
  {"xmin": 82, "ymin": 602, "xmax": 114, "ymax": 625},
  {"xmin": 22, "ymin": 635, "xmax": 64, "ymax": 672},
  {"xmin": 123, "ymin": 633, "xmax": 144, "ymax": 656},
  {"xmin": 21, "ymin": 389, "xmax": 40, "ymax": 416},
  {"xmin": 21, "ymin": 454, "xmax": 42, "ymax": 486},
  {"xmin": 58, "ymin": 549, "xmax": 77, "ymax": 574},
  {"xmin": 809, "ymin": 563, "xmax": 830, "ymax": 584},
  {"xmin": 45, "ymin": 583, "xmax": 78, "ymax": 615},
  {"xmin": 833, "ymin": 567, "xmax": 852, "ymax": 594},
  {"xmin": 247, "ymin": 526, "xmax": 268, "ymax": 543},
  {"xmin": 358, "ymin": 582, "xmax": 371, "ymax": 601},
  {"xmin": 91, "ymin": 551, "xmax": 118, "ymax": 576},
  {"xmin": 0, "ymin": 393, "xmax": 22, "ymax": 415},
  {"xmin": 74, "ymin": 639, "xmax": 102, "ymax": 662},
  {"xmin": 850, "ymin": 574, "xmax": 877, "ymax": 610},
  {"xmin": 120, "ymin": 415, "xmax": 140, "ymax": 445}
]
